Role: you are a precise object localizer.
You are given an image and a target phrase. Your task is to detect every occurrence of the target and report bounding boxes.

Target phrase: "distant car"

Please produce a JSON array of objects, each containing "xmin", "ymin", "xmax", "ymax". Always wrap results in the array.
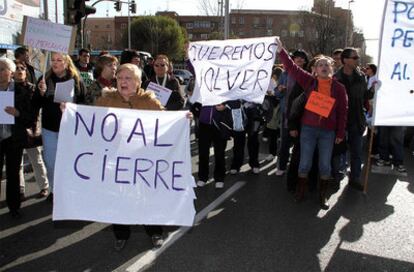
[{"xmin": 173, "ymin": 69, "xmax": 193, "ymax": 85}]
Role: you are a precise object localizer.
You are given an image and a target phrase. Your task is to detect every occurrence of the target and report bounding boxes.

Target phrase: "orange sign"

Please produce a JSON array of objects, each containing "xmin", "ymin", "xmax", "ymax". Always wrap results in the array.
[{"xmin": 305, "ymin": 91, "xmax": 336, "ymax": 118}]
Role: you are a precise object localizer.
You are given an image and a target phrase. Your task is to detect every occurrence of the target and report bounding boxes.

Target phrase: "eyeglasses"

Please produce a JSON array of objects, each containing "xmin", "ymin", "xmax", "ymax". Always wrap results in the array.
[
  {"xmin": 347, "ymin": 56, "xmax": 360, "ymax": 60},
  {"xmin": 154, "ymin": 64, "xmax": 166, "ymax": 67},
  {"xmin": 16, "ymin": 66, "xmax": 26, "ymax": 71}
]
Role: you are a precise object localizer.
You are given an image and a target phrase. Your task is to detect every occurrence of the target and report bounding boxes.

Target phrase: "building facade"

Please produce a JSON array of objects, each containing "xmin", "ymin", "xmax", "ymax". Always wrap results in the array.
[{"xmin": 85, "ymin": 3, "xmax": 363, "ymax": 56}]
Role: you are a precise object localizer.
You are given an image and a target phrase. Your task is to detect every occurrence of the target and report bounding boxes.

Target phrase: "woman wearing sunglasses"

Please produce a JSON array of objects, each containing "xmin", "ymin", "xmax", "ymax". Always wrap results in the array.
[
  {"xmin": 14, "ymin": 60, "xmax": 49, "ymax": 198},
  {"xmin": 142, "ymin": 54, "xmax": 184, "ymax": 111}
]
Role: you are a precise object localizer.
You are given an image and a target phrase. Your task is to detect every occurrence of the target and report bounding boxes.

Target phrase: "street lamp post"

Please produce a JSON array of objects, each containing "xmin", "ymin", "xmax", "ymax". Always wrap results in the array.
[
  {"xmin": 128, "ymin": 0, "xmax": 131, "ymax": 49},
  {"xmin": 345, "ymin": 0, "xmax": 355, "ymax": 47}
]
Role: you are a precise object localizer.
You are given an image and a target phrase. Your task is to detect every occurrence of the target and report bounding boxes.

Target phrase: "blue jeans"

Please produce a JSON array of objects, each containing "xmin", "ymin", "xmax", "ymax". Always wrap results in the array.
[
  {"xmin": 378, "ymin": 126, "xmax": 405, "ymax": 165},
  {"xmin": 347, "ymin": 125, "xmax": 363, "ymax": 181},
  {"xmin": 42, "ymin": 128, "xmax": 59, "ymax": 193},
  {"xmin": 299, "ymin": 125, "xmax": 335, "ymax": 178}
]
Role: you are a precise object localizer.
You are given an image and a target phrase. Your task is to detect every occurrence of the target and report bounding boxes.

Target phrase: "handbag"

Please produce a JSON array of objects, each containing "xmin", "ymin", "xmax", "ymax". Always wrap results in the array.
[{"xmin": 289, "ymin": 91, "xmax": 307, "ymax": 123}]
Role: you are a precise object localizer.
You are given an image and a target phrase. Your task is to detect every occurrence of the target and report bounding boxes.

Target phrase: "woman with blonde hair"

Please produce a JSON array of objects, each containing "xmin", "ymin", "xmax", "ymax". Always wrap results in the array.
[
  {"xmin": 34, "ymin": 52, "xmax": 87, "ymax": 201},
  {"xmin": 95, "ymin": 63, "xmax": 192, "ymax": 251}
]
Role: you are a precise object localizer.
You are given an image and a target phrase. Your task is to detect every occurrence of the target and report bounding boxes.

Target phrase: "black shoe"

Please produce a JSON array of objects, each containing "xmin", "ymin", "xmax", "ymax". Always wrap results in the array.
[
  {"xmin": 9, "ymin": 210, "xmax": 21, "ymax": 219},
  {"xmin": 114, "ymin": 239, "xmax": 127, "ymax": 251},
  {"xmin": 46, "ymin": 192, "xmax": 53, "ymax": 202},
  {"xmin": 348, "ymin": 180, "xmax": 364, "ymax": 191},
  {"xmin": 151, "ymin": 235, "xmax": 164, "ymax": 248}
]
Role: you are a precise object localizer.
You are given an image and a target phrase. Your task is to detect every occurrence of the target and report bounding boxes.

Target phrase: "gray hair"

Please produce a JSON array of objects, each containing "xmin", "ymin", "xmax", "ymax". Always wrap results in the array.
[
  {"xmin": 116, "ymin": 63, "xmax": 142, "ymax": 81},
  {"xmin": 0, "ymin": 57, "xmax": 16, "ymax": 72}
]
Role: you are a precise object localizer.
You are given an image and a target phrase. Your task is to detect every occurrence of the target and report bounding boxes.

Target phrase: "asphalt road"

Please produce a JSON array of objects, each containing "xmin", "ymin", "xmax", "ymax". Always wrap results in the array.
[{"xmin": 1, "ymin": 133, "xmax": 413, "ymax": 272}]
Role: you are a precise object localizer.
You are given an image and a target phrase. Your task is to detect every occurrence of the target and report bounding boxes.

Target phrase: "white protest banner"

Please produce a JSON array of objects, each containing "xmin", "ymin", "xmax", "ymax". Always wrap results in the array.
[
  {"xmin": 54, "ymin": 79, "xmax": 75, "ymax": 103},
  {"xmin": 372, "ymin": 0, "xmax": 414, "ymax": 126},
  {"xmin": 22, "ymin": 16, "xmax": 75, "ymax": 54},
  {"xmin": 147, "ymin": 82, "xmax": 172, "ymax": 106},
  {"xmin": 53, "ymin": 104, "xmax": 196, "ymax": 226},
  {"xmin": 189, "ymin": 36, "xmax": 278, "ymax": 106},
  {"xmin": 0, "ymin": 92, "xmax": 14, "ymax": 124}
]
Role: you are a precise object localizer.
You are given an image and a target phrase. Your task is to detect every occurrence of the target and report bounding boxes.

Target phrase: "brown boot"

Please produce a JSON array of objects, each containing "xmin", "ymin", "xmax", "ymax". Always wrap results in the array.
[
  {"xmin": 319, "ymin": 178, "xmax": 330, "ymax": 210},
  {"xmin": 295, "ymin": 176, "xmax": 307, "ymax": 202}
]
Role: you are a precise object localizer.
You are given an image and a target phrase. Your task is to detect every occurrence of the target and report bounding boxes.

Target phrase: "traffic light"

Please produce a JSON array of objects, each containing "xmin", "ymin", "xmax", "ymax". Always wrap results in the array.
[
  {"xmin": 129, "ymin": 0, "xmax": 136, "ymax": 14},
  {"xmin": 64, "ymin": 0, "xmax": 96, "ymax": 25},
  {"xmin": 114, "ymin": 0, "xmax": 121, "ymax": 12}
]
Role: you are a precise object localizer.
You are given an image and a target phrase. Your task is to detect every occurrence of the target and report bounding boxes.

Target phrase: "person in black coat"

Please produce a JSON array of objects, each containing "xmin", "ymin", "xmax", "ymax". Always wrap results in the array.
[
  {"xmin": 0, "ymin": 58, "xmax": 33, "ymax": 217},
  {"xmin": 142, "ymin": 54, "xmax": 184, "ymax": 111}
]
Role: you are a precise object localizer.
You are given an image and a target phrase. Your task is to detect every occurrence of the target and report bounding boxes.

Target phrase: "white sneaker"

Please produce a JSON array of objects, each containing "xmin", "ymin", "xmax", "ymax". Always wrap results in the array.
[
  {"xmin": 265, "ymin": 154, "xmax": 275, "ymax": 161},
  {"xmin": 252, "ymin": 167, "xmax": 260, "ymax": 174},
  {"xmin": 197, "ymin": 180, "xmax": 207, "ymax": 187},
  {"xmin": 215, "ymin": 182, "xmax": 224, "ymax": 189},
  {"xmin": 230, "ymin": 169, "xmax": 238, "ymax": 175},
  {"xmin": 275, "ymin": 169, "xmax": 285, "ymax": 176}
]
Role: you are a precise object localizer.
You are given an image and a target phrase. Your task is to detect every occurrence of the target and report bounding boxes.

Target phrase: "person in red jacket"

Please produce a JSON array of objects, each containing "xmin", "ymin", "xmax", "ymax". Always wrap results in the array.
[{"xmin": 276, "ymin": 38, "xmax": 348, "ymax": 209}]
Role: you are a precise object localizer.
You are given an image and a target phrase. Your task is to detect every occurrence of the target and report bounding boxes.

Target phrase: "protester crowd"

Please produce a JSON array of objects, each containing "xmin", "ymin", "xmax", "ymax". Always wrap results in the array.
[{"xmin": 0, "ymin": 38, "xmax": 411, "ymax": 251}]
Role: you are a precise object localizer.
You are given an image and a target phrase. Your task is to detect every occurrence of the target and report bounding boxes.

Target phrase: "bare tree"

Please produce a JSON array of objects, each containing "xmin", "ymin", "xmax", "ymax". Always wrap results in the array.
[
  {"xmin": 198, "ymin": 0, "xmax": 245, "ymax": 16},
  {"xmin": 198, "ymin": 0, "xmax": 220, "ymax": 16},
  {"xmin": 299, "ymin": 0, "xmax": 346, "ymax": 56}
]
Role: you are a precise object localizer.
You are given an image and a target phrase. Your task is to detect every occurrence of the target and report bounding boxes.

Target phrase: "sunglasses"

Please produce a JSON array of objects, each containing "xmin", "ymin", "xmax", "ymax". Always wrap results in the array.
[
  {"xmin": 16, "ymin": 66, "xmax": 26, "ymax": 71},
  {"xmin": 154, "ymin": 64, "xmax": 166, "ymax": 67}
]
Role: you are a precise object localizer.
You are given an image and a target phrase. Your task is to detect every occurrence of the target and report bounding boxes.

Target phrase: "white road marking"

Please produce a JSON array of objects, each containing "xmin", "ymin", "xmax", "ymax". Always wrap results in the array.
[{"xmin": 123, "ymin": 181, "xmax": 246, "ymax": 272}]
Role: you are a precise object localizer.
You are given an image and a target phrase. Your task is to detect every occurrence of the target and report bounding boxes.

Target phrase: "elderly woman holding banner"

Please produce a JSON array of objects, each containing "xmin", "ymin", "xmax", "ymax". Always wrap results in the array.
[
  {"xmin": 276, "ymin": 38, "xmax": 348, "ymax": 210},
  {"xmin": 0, "ymin": 58, "xmax": 33, "ymax": 218},
  {"xmin": 95, "ymin": 63, "xmax": 192, "ymax": 251},
  {"xmin": 34, "ymin": 52, "xmax": 87, "ymax": 201}
]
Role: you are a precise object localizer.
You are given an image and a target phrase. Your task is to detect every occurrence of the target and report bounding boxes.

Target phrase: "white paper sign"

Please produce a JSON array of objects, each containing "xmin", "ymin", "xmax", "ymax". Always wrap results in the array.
[
  {"xmin": 23, "ymin": 16, "xmax": 74, "ymax": 53},
  {"xmin": 373, "ymin": 0, "xmax": 414, "ymax": 126},
  {"xmin": 189, "ymin": 36, "xmax": 278, "ymax": 106},
  {"xmin": 53, "ymin": 104, "xmax": 196, "ymax": 226},
  {"xmin": 54, "ymin": 79, "xmax": 75, "ymax": 103},
  {"xmin": 0, "ymin": 92, "xmax": 14, "ymax": 124},
  {"xmin": 146, "ymin": 82, "xmax": 172, "ymax": 106}
]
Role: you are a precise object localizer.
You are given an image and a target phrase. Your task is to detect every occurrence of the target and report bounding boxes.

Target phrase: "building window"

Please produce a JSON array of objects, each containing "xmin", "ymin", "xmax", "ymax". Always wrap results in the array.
[
  {"xmin": 200, "ymin": 33, "xmax": 208, "ymax": 39},
  {"xmin": 194, "ymin": 21, "xmax": 211, "ymax": 29},
  {"xmin": 106, "ymin": 24, "xmax": 110, "ymax": 28},
  {"xmin": 186, "ymin": 22, "xmax": 194, "ymax": 29},
  {"xmin": 253, "ymin": 17, "xmax": 260, "ymax": 26},
  {"xmin": 231, "ymin": 17, "xmax": 236, "ymax": 24},
  {"xmin": 239, "ymin": 31, "xmax": 245, "ymax": 36},
  {"xmin": 94, "ymin": 25, "xmax": 99, "ymax": 29},
  {"xmin": 188, "ymin": 33, "xmax": 193, "ymax": 40},
  {"xmin": 267, "ymin": 17, "xmax": 273, "ymax": 27},
  {"xmin": 298, "ymin": 30, "xmax": 304, "ymax": 37},
  {"xmin": 281, "ymin": 30, "xmax": 288, "ymax": 37},
  {"xmin": 239, "ymin": 16, "xmax": 245, "ymax": 24},
  {"xmin": 121, "ymin": 23, "xmax": 127, "ymax": 29},
  {"xmin": 267, "ymin": 29, "xmax": 273, "ymax": 35}
]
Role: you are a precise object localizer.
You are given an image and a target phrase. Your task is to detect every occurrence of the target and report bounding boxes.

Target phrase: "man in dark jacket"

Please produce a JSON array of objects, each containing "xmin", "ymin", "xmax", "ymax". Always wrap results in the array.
[{"xmin": 335, "ymin": 48, "xmax": 373, "ymax": 190}]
